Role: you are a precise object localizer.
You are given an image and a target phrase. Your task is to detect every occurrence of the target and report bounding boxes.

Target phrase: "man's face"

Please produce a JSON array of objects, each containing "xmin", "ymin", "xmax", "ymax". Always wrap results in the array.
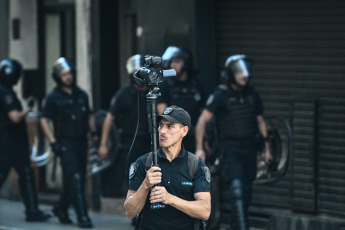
[
  {"xmin": 170, "ymin": 58, "xmax": 184, "ymax": 75},
  {"xmin": 158, "ymin": 118, "xmax": 188, "ymax": 148},
  {"xmin": 60, "ymin": 70, "xmax": 74, "ymax": 87},
  {"xmin": 234, "ymin": 71, "xmax": 249, "ymax": 87}
]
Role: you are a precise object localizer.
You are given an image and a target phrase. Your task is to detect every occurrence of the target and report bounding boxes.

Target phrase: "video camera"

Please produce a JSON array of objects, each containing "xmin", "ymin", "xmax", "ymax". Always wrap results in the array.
[{"xmin": 133, "ymin": 55, "xmax": 176, "ymax": 86}]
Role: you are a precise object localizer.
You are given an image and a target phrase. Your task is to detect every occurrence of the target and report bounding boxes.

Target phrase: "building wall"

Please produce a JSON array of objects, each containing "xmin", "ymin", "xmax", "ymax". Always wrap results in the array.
[{"xmin": 0, "ymin": 0, "xmax": 9, "ymax": 60}]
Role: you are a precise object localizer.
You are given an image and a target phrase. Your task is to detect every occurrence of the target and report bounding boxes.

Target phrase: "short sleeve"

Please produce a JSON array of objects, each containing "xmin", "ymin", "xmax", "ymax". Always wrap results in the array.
[
  {"xmin": 204, "ymin": 88, "xmax": 225, "ymax": 115},
  {"xmin": 128, "ymin": 158, "xmax": 146, "ymax": 191},
  {"xmin": 0, "ymin": 91, "xmax": 19, "ymax": 113},
  {"xmin": 193, "ymin": 159, "xmax": 211, "ymax": 194},
  {"xmin": 40, "ymin": 94, "xmax": 55, "ymax": 119}
]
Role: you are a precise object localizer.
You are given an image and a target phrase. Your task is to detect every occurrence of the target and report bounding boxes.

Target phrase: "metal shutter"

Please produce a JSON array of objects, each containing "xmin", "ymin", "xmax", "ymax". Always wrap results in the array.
[{"xmin": 216, "ymin": 0, "xmax": 345, "ymax": 216}]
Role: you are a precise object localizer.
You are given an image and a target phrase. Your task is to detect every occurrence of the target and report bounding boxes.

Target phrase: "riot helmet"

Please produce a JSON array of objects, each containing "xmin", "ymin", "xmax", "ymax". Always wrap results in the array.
[
  {"xmin": 223, "ymin": 54, "xmax": 253, "ymax": 87},
  {"xmin": 162, "ymin": 46, "xmax": 193, "ymax": 75},
  {"xmin": 52, "ymin": 57, "xmax": 75, "ymax": 87},
  {"xmin": 126, "ymin": 54, "xmax": 144, "ymax": 76},
  {"xmin": 0, "ymin": 59, "xmax": 23, "ymax": 87}
]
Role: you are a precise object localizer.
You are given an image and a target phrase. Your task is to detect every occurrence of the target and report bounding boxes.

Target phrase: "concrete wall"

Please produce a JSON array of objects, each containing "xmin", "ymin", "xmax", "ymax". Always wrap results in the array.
[{"xmin": 9, "ymin": 0, "xmax": 38, "ymax": 70}]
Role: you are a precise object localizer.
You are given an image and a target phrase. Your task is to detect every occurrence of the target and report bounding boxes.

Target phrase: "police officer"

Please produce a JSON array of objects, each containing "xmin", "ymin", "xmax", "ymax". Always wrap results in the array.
[
  {"xmin": 195, "ymin": 55, "xmax": 273, "ymax": 230},
  {"xmin": 157, "ymin": 46, "xmax": 206, "ymax": 152},
  {"xmin": 40, "ymin": 57, "xmax": 94, "ymax": 228},
  {"xmin": 98, "ymin": 54, "xmax": 151, "ymax": 196},
  {"xmin": 0, "ymin": 59, "xmax": 51, "ymax": 222},
  {"xmin": 124, "ymin": 105, "xmax": 211, "ymax": 230}
]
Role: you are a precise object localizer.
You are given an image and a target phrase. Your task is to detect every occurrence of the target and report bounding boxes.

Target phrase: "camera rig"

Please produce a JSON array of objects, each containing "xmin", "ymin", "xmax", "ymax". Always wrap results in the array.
[
  {"xmin": 134, "ymin": 55, "xmax": 176, "ymax": 209},
  {"xmin": 133, "ymin": 55, "xmax": 176, "ymax": 86}
]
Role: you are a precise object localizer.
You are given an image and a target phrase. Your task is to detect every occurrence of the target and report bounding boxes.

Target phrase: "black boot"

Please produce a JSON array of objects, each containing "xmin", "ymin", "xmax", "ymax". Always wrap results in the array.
[
  {"xmin": 19, "ymin": 167, "xmax": 51, "ymax": 222},
  {"xmin": 73, "ymin": 173, "xmax": 93, "ymax": 228},
  {"xmin": 52, "ymin": 204, "xmax": 72, "ymax": 224},
  {"xmin": 230, "ymin": 179, "xmax": 248, "ymax": 230}
]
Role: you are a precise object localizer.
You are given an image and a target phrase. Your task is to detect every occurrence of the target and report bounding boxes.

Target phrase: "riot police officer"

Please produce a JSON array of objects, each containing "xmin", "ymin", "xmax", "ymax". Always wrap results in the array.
[
  {"xmin": 98, "ymin": 54, "xmax": 151, "ymax": 196},
  {"xmin": 157, "ymin": 46, "xmax": 206, "ymax": 152},
  {"xmin": 0, "ymin": 59, "xmax": 51, "ymax": 222},
  {"xmin": 40, "ymin": 57, "xmax": 94, "ymax": 228},
  {"xmin": 195, "ymin": 55, "xmax": 273, "ymax": 230}
]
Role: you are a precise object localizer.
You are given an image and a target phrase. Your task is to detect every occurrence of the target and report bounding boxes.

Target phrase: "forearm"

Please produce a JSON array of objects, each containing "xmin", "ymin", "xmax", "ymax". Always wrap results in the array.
[
  {"xmin": 195, "ymin": 118, "xmax": 207, "ymax": 150},
  {"xmin": 100, "ymin": 113, "xmax": 113, "ymax": 146},
  {"xmin": 124, "ymin": 184, "xmax": 150, "ymax": 219},
  {"xmin": 168, "ymin": 193, "xmax": 211, "ymax": 220},
  {"xmin": 8, "ymin": 108, "xmax": 31, "ymax": 123},
  {"xmin": 40, "ymin": 118, "xmax": 56, "ymax": 143}
]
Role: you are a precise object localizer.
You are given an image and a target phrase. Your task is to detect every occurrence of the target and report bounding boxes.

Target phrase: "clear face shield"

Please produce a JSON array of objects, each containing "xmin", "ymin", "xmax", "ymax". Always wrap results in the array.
[
  {"xmin": 126, "ymin": 54, "xmax": 143, "ymax": 75},
  {"xmin": 53, "ymin": 57, "xmax": 72, "ymax": 77},
  {"xmin": 229, "ymin": 59, "xmax": 252, "ymax": 78}
]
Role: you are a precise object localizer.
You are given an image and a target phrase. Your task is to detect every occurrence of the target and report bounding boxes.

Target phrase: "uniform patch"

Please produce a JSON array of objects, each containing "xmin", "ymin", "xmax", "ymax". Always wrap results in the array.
[
  {"xmin": 182, "ymin": 182, "xmax": 193, "ymax": 186},
  {"xmin": 203, "ymin": 166, "xmax": 211, "ymax": 183},
  {"xmin": 163, "ymin": 107, "xmax": 173, "ymax": 114},
  {"xmin": 5, "ymin": 95, "xmax": 13, "ymax": 104},
  {"xmin": 206, "ymin": 95, "xmax": 214, "ymax": 106},
  {"xmin": 194, "ymin": 92, "xmax": 201, "ymax": 102},
  {"xmin": 129, "ymin": 163, "xmax": 137, "ymax": 179}
]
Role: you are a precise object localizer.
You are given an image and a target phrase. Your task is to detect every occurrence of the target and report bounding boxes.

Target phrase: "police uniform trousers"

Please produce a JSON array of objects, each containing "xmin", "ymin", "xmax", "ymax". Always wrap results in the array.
[
  {"xmin": 0, "ymin": 130, "xmax": 41, "ymax": 216},
  {"xmin": 220, "ymin": 143, "xmax": 257, "ymax": 230},
  {"xmin": 57, "ymin": 138, "xmax": 89, "ymax": 216}
]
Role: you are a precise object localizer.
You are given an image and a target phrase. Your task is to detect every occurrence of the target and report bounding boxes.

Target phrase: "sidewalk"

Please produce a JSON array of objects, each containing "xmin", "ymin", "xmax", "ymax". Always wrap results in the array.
[{"xmin": 0, "ymin": 198, "xmax": 133, "ymax": 230}]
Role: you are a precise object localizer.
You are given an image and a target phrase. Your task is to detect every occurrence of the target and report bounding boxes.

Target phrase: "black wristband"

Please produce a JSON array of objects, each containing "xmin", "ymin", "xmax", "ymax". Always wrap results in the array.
[{"xmin": 263, "ymin": 136, "xmax": 269, "ymax": 142}]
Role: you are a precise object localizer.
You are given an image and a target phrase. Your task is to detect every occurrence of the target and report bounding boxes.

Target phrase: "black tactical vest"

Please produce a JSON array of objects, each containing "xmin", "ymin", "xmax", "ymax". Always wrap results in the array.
[
  {"xmin": 216, "ymin": 87, "xmax": 258, "ymax": 140},
  {"xmin": 167, "ymin": 79, "xmax": 202, "ymax": 126}
]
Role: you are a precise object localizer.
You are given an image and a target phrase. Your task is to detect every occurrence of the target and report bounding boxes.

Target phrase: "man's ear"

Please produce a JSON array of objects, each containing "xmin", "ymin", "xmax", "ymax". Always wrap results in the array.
[{"xmin": 182, "ymin": 126, "xmax": 189, "ymax": 137}]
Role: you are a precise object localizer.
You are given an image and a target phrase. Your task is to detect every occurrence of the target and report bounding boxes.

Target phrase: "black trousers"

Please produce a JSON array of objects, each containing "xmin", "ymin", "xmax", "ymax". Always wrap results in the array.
[{"xmin": 58, "ymin": 138, "xmax": 88, "ymax": 209}]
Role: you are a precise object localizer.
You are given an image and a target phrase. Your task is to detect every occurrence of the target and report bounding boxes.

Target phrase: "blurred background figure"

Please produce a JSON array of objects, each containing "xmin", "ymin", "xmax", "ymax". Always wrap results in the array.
[
  {"xmin": 195, "ymin": 55, "xmax": 272, "ymax": 230},
  {"xmin": 98, "ymin": 54, "xmax": 151, "ymax": 197},
  {"xmin": 0, "ymin": 59, "xmax": 51, "ymax": 222},
  {"xmin": 157, "ymin": 46, "xmax": 206, "ymax": 152},
  {"xmin": 40, "ymin": 57, "xmax": 94, "ymax": 228}
]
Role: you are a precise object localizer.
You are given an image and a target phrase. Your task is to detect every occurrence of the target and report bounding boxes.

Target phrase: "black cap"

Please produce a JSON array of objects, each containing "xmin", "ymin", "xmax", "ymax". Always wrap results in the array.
[{"xmin": 158, "ymin": 105, "xmax": 191, "ymax": 129}]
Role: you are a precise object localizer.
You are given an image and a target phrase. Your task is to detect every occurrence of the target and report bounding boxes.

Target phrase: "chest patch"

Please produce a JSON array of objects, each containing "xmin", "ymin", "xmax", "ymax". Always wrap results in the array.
[{"xmin": 182, "ymin": 182, "xmax": 193, "ymax": 186}]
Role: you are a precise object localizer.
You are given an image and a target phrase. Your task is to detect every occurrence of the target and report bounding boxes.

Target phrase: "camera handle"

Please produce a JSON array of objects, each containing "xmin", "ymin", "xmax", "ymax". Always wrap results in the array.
[{"xmin": 146, "ymin": 85, "xmax": 165, "ymax": 209}]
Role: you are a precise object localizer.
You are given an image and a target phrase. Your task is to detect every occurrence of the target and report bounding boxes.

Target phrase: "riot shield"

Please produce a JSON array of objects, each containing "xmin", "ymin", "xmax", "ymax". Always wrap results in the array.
[
  {"xmin": 254, "ymin": 115, "xmax": 292, "ymax": 185},
  {"xmin": 26, "ymin": 111, "xmax": 53, "ymax": 167}
]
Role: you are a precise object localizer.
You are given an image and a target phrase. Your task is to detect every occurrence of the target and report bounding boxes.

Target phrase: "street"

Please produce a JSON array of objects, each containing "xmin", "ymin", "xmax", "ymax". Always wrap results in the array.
[{"xmin": 0, "ymin": 198, "xmax": 133, "ymax": 230}]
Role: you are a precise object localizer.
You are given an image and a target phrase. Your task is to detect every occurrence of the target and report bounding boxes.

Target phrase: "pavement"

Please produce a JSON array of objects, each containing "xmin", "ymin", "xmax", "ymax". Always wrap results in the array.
[{"xmin": 0, "ymin": 198, "xmax": 133, "ymax": 230}]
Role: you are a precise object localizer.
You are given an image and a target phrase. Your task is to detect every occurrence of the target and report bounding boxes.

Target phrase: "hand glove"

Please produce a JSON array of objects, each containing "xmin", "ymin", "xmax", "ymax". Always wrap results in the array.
[{"xmin": 50, "ymin": 142, "xmax": 65, "ymax": 156}]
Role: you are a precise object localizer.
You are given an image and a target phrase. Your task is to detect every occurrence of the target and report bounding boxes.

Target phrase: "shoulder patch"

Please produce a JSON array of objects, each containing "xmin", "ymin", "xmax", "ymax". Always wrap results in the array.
[
  {"xmin": 206, "ymin": 95, "xmax": 214, "ymax": 106},
  {"xmin": 129, "ymin": 163, "xmax": 137, "ymax": 180},
  {"xmin": 5, "ymin": 95, "xmax": 13, "ymax": 104},
  {"xmin": 203, "ymin": 166, "xmax": 211, "ymax": 183}
]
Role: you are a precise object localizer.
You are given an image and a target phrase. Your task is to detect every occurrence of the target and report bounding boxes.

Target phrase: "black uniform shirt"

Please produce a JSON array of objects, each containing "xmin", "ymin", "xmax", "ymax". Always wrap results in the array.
[
  {"xmin": 129, "ymin": 147, "xmax": 210, "ymax": 230},
  {"xmin": 205, "ymin": 85, "xmax": 263, "ymax": 140},
  {"xmin": 41, "ymin": 87, "xmax": 90, "ymax": 139},
  {"xmin": 157, "ymin": 78, "xmax": 206, "ymax": 126},
  {"xmin": 205, "ymin": 84, "xmax": 263, "ymax": 116},
  {"xmin": 109, "ymin": 84, "xmax": 149, "ymax": 140},
  {"xmin": 0, "ymin": 85, "xmax": 26, "ymax": 135}
]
